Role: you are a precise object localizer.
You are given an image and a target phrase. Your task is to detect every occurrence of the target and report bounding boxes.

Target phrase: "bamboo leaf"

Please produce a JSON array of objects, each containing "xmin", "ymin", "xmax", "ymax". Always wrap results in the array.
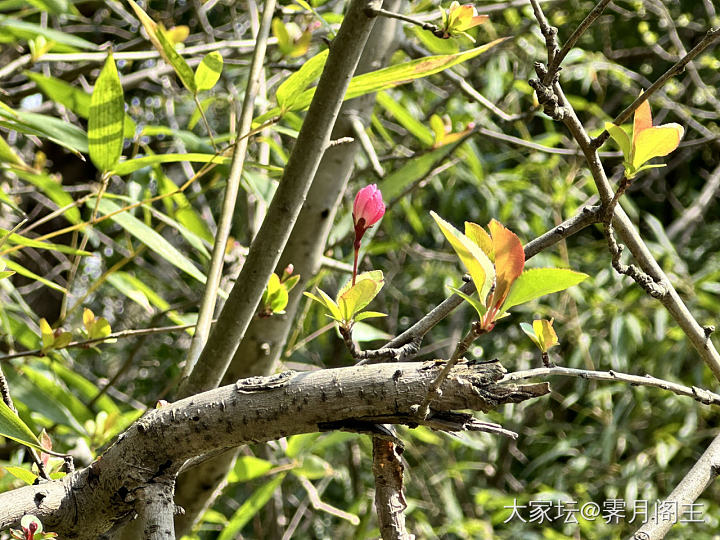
[
  {"xmin": 111, "ymin": 153, "xmax": 231, "ymax": 175},
  {"xmin": 276, "ymin": 49, "xmax": 329, "ymax": 111},
  {"xmin": 93, "ymin": 198, "xmax": 206, "ymax": 283},
  {"xmin": 88, "ymin": 52, "xmax": 125, "ymax": 172},
  {"xmin": 217, "ymin": 473, "xmax": 287, "ymax": 540},
  {"xmin": 194, "ymin": 51, "xmax": 224, "ymax": 92}
]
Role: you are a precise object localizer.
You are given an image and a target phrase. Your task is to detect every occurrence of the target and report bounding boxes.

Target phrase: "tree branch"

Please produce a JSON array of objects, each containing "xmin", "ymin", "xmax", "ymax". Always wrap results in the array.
[
  {"xmin": 0, "ymin": 361, "xmax": 548, "ymax": 538},
  {"xmin": 373, "ymin": 437, "xmax": 413, "ymax": 540},
  {"xmin": 500, "ymin": 366, "xmax": 720, "ymax": 406},
  {"xmin": 632, "ymin": 431, "xmax": 720, "ymax": 540},
  {"xmin": 180, "ymin": 0, "xmax": 384, "ymax": 396},
  {"xmin": 370, "ymin": 205, "xmax": 603, "ymax": 360}
]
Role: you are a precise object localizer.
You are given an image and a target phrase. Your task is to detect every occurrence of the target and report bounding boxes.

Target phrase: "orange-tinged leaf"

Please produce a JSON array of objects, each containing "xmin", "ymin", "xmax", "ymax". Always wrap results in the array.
[
  {"xmin": 631, "ymin": 124, "xmax": 684, "ymax": 169},
  {"xmin": 488, "ymin": 219, "xmax": 524, "ymax": 308},
  {"xmin": 432, "ymin": 212, "xmax": 495, "ymax": 303},
  {"xmin": 633, "ymin": 98, "xmax": 652, "ymax": 138},
  {"xmin": 465, "ymin": 222, "xmax": 494, "ymax": 261}
]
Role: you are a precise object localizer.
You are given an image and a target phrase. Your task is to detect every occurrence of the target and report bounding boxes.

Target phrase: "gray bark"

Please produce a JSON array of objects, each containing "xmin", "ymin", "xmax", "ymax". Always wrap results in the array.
[
  {"xmin": 172, "ymin": 3, "xmax": 402, "ymax": 533},
  {"xmin": 0, "ymin": 361, "xmax": 547, "ymax": 539}
]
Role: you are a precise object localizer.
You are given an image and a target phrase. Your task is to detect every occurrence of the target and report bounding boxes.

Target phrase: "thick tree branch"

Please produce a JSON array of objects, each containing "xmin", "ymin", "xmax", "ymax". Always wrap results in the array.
[
  {"xmin": 0, "ymin": 361, "xmax": 547, "ymax": 538},
  {"xmin": 181, "ymin": 0, "xmax": 384, "ymax": 396}
]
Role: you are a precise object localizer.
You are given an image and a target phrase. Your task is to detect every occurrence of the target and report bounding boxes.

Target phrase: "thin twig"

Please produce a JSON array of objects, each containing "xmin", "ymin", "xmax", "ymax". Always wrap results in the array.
[
  {"xmin": 349, "ymin": 115, "xmax": 384, "ymax": 177},
  {"xmin": 500, "ymin": 367, "xmax": 720, "ymax": 406},
  {"xmin": 374, "ymin": 7, "xmax": 439, "ymax": 35},
  {"xmin": 415, "ymin": 323, "xmax": 485, "ymax": 419},
  {"xmin": 632, "ymin": 432, "xmax": 720, "ymax": 540},
  {"xmin": 0, "ymin": 323, "xmax": 200, "ymax": 363},
  {"xmin": 527, "ymin": 2, "xmax": 720, "ymax": 381},
  {"xmin": 545, "ymin": 0, "xmax": 613, "ymax": 81},
  {"xmin": 592, "ymin": 26, "xmax": 720, "ymax": 149}
]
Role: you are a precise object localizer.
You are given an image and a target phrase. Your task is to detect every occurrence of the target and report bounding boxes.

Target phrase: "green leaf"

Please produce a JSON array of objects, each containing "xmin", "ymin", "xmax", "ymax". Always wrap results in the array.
[
  {"xmin": 450, "ymin": 286, "xmax": 487, "ymax": 319},
  {"xmin": 304, "ymin": 289, "xmax": 342, "ymax": 322},
  {"xmin": 3, "ymin": 259, "xmax": 66, "ymax": 293},
  {"xmin": 0, "ymin": 400, "xmax": 44, "ymax": 453},
  {"xmin": 3, "ymin": 465, "xmax": 37, "ymax": 485},
  {"xmin": 12, "ymin": 169, "xmax": 82, "ymax": 224},
  {"xmin": 500, "ymin": 268, "xmax": 588, "ymax": 313},
  {"xmin": 376, "ymin": 91, "xmax": 434, "ymax": 146},
  {"xmin": 256, "ymin": 39, "xmax": 506, "ymax": 123},
  {"xmin": 93, "ymin": 198, "xmax": 206, "ymax": 283},
  {"xmin": 0, "ymin": 107, "xmax": 88, "ymax": 154},
  {"xmin": 605, "ymin": 122, "xmax": 631, "ymax": 160},
  {"xmin": 26, "ymin": 0, "xmax": 75, "ymax": 14},
  {"xmin": 519, "ymin": 322, "xmax": 540, "ymax": 348},
  {"xmin": 26, "ymin": 72, "xmax": 136, "ymax": 138},
  {"xmin": 1, "ymin": 228, "xmax": 90, "ymax": 255},
  {"xmin": 88, "ymin": 52, "xmax": 125, "ymax": 172},
  {"xmin": 0, "ymin": 16, "xmax": 97, "ymax": 51},
  {"xmin": 194, "ymin": 51, "xmax": 223, "ymax": 92},
  {"xmin": 106, "ymin": 272, "xmax": 153, "ymax": 313},
  {"xmin": 111, "ymin": 153, "xmax": 231, "ymax": 175},
  {"xmin": 276, "ymin": 49, "xmax": 329, "ymax": 111},
  {"xmin": 353, "ymin": 311, "xmax": 387, "ymax": 321},
  {"xmin": 156, "ymin": 26, "xmax": 196, "ymax": 93},
  {"xmin": 381, "ymin": 145, "xmax": 457, "ymax": 201},
  {"xmin": 533, "ymin": 319, "xmax": 558, "ymax": 351},
  {"xmin": 0, "ymin": 133, "xmax": 24, "ymax": 166},
  {"xmin": 338, "ymin": 279, "xmax": 377, "ymax": 321},
  {"xmin": 228, "ymin": 456, "xmax": 274, "ymax": 483},
  {"xmin": 431, "ymin": 211, "xmax": 495, "ymax": 303},
  {"xmin": 217, "ymin": 473, "xmax": 287, "ymax": 540}
]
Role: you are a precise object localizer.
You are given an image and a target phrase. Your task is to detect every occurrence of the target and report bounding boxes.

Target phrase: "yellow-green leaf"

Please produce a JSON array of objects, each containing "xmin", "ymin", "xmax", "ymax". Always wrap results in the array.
[
  {"xmin": 533, "ymin": 319, "xmax": 558, "ymax": 351},
  {"xmin": 338, "ymin": 279, "xmax": 377, "ymax": 321},
  {"xmin": 500, "ymin": 268, "xmax": 588, "ymax": 313},
  {"xmin": 631, "ymin": 124, "xmax": 684, "ymax": 170},
  {"xmin": 194, "ymin": 51, "xmax": 223, "ymax": 92},
  {"xmin": 88, "ymin": 52, "xmax": 125, "ymax": 172},
  {"xmin": 276, "ymin": 49, "xmax": 329, "ymax": 111},
  {"xmin": 39, "ymin": 318, "xmax": 54, "ymax": 349},
  {"xmin": 0, "ymin": 401, "xmax": 44, "ymax": 454},
  {"xmin": 605, "ymin": 122, "xmax": 631, "ymax": 161},
  {"xmin": 431, "ymin": 211, "xmax": 495, "ymax": 303}
]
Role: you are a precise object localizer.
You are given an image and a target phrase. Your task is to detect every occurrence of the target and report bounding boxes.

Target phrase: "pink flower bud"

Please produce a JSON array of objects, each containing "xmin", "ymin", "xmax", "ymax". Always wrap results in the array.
[{"xmin": 353, "ymin": 184, "xmax": 385, "ymax": 231}]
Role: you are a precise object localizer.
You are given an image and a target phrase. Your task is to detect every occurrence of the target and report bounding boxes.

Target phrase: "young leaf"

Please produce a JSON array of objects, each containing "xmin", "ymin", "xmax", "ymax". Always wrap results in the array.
[
  {"xmin": 354, "ymin": 311, "xmax": 387, "ymax": 322},
  {"xmin": 500, "ymin": 268, "xmax": 588, "ymax": 313},
  {"xmin": 431, "ymin": 212, "xmax": 494, "ymax": 303},
  {"xmin": 0, "ymin": 400, "xmax": 44, "ymax": 453},
  {"xmin": 533, "ymin": 319, "xmax": 559, "ymax": 351},
  {"xmin": 450, "ymin": 286, "xmax": 487, "ymax": 318},
  {"xmin": 519, "ymin": 322, "xmax": 540, "ymax": 348},
  {"xmin": 88, "ymin": 52, "xmax": 125, "ymax": 173},
  {"xmin": 39, "ymin": 318, "xmax": 54, "ymax": 350},
  {"xmin": 464, "ymin": 222, "xmax": 493, "ymax": 261},
  {"xmin": 155, "ymin": 26, "xmax": 197, "ymax": 93},
  {"xmin": 338, "ymin": 279, "xmax": 377, "ymax": 321},
  {"xmin": 631, "ymin": 125, "xmax": 684, "ymax": 170},
  {"xmin": 337, "ymin": 270, "xmax": 383, "ymax": 300},
  {"xmin": 194, "ymin": 51, "xmax": 223, "ymax": 92},
  {"xmin": 487, "ymin": 219, "xmax": 525, "ymax": 308},
  {"xmin": 604, "ymin": 122, "xmax": 631, "ymax": 162}
]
